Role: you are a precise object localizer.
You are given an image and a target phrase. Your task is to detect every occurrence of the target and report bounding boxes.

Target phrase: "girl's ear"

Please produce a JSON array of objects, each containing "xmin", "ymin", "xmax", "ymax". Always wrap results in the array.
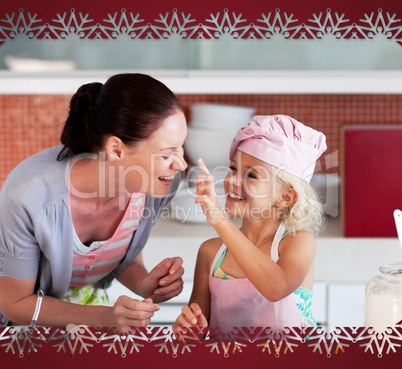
[
  {"xmin": 276, "ymin": 188, "xmax": 298, "ymax": 208},
  {"xmin": 105, "ymin": 136, "xmax": 124, "ymax": 161}
]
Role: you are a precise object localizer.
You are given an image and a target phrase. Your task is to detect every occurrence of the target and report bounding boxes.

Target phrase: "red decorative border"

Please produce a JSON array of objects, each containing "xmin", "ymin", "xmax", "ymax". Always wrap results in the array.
[
  {"xmin": 1, "ymin": 1, "xmax": 402, "ymax": 367},
  {"xmin": 1, "ymin": 324, "xmax": 402, "ymax": 360},
  {"xmin": 1, "ymin": 8, "xmax": 402, "ymax": 44}
]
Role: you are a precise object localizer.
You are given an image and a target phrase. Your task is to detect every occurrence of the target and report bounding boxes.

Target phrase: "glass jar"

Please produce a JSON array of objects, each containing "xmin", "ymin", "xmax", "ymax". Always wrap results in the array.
[{"xmin": 365, "ymin": 264, "xmax": 402, "ymax": 332}]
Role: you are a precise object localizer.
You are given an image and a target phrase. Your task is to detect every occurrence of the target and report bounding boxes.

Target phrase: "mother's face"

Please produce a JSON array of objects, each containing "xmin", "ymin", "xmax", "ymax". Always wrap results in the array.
[{"xmin": 116, "ymin": 109, "xmax": 188, "ymax": 197}]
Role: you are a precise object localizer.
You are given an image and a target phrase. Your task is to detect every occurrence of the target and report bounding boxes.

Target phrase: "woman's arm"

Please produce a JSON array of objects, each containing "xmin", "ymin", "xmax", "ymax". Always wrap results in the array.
[
  {"xmin": 0, "ymin": 276, "xmax": 159, "ymax": 333},
  {"xmin": 0, "ymin": 252, "xmax": 183, "ymax": 331}
]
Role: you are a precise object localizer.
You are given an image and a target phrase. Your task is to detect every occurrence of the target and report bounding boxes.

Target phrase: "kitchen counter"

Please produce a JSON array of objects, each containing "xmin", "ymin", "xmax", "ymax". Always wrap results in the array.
[
  {"xmin": 2, "ymin": 70, "xmax": 402, "ymax": 94},
  {"xmin": 148, "ymin": 215, "xmax": 402, "ymax": 284}
]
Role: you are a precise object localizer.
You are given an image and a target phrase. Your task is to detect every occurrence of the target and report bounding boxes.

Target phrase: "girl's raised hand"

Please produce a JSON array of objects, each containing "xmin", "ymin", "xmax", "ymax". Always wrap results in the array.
[{"xmin": 194, "ymin": 158, "xmax": 227, "ymax": 226}]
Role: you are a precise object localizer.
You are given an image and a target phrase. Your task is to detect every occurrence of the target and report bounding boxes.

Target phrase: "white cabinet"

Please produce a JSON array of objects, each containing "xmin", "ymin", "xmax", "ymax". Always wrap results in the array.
[
  {"xmin": 310, "ymin": 282, "xmax": 367, "ymax": 332},
  {"xmin": 312, "ymin": 282, "xmax": 327, "ymax": 328},
  {"xmin": 327, "ymin": 283, "xmax": 366, "ymax": 332}
]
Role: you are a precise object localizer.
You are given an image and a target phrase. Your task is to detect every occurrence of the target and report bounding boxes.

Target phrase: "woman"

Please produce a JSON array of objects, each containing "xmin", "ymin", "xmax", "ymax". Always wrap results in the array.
[{"xmin": 0, "ymin": 73, "xmax": 187, "ymax": 333}]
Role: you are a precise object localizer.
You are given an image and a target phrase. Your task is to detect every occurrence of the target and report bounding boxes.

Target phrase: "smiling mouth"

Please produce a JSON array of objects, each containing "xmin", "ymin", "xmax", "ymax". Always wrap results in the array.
[
  {"xmin": 228, "ymin": 192, "xmax": 245, "ymax": 201},
  {"xmin": 159, "ymin": 175, "xmax": 175, "ymax": 182}
]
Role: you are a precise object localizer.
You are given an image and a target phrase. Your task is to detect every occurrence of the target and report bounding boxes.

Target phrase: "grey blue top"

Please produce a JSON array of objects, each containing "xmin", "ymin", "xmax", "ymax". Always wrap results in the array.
[{"xmin": 0, "ymin": 145, "xmax": 180, "ymax": 325}]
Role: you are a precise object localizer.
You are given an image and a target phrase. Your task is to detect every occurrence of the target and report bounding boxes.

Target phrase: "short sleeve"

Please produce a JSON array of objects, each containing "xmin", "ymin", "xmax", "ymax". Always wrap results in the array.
[{"xmin": 0, "ymin": 190, "xmax": 41, "ymax": 280}]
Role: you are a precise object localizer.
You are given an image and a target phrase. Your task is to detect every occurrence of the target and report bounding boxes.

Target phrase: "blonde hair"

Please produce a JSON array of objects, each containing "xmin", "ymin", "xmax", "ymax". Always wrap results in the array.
[{"xmin": 275, "ymin": 169, "xmax": 326, "ymax": 236}]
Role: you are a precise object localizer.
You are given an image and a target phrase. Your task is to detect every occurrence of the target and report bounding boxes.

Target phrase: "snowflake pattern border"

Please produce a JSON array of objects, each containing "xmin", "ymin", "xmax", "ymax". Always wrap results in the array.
[
  {"xmin": 0, "ymin": 8, "xmax": 402, "ymax": 45},
  {"xmin": 1, "ymin": 324, "xmax": 402, "ymax": 358}
]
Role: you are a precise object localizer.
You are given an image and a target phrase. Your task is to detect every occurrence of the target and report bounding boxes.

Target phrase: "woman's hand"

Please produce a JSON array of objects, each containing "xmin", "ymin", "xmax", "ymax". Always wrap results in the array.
[
  {"xmin": 172, "ymin": 303, "xmax": 208, "ymax": 341},
  {"xmin": 106, "ymin": 296, "xmax": 160, "ymax": 334},
  {"xmin": 195, "ymin": 158, "xmax": 228, "ymax": 226},
  {"xmin": 140, "ymin": 257, "xmax": 185, "ymax": 303}
]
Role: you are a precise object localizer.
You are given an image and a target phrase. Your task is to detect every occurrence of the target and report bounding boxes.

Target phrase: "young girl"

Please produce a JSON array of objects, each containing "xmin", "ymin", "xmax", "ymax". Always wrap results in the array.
[{"xmin": 173, "ymin": 114, "xmax": 327, "ymax": 336}]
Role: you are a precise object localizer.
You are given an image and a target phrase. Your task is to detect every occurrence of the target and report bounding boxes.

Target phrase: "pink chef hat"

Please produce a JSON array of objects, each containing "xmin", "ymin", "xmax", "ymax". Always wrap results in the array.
[{"xmin": 229, "ymin": 115, "xmax": 327, "ymax": 182}]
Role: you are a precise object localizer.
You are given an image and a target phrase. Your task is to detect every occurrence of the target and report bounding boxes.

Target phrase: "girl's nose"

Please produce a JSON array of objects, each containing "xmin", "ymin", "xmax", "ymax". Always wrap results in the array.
[{"xmin": 227, "ymin": 171, "xmax": 241, "ymax": 189}]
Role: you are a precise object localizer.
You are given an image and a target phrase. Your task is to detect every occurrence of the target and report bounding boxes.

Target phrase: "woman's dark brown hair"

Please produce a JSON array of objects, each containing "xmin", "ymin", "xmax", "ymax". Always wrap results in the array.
[{"xmin": 57, "ymin": 73, "xmax": 183, "ymax": 160}]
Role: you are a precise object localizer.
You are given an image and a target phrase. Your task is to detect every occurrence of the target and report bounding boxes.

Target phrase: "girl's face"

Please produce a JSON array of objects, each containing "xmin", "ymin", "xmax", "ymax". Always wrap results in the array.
[
  {"xmin": 117, "ymin": 109, "xmax": 188, "ymax": 197},
  {"xmin": 223, "ymin": 150, "xmax": 283, "ymax": 219}
]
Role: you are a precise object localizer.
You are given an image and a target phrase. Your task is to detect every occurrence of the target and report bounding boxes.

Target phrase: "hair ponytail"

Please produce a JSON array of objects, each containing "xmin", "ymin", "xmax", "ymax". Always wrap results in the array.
[{"xmin": 58, "ymin": 82, "xmax": 103, "ymax": 160}]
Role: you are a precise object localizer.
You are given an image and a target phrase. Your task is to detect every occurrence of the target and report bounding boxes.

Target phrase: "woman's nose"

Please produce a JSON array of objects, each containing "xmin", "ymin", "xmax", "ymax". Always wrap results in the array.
[{"xmin": 172, "ymin": 151, "xmax": 188, "ymax": 171}]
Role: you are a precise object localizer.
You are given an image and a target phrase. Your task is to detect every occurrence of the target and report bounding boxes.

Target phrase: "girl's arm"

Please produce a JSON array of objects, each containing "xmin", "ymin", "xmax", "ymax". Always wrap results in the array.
[
  {"xmin": 195, "ymin": 159, "xmax": 316, "ymax": 302},
  {"xmin": 172, "ymin": 239, "xmax": 216, "ymax": 338},
  {"xmin": 213, "ymin": 220, "xmax": 315, "ymax": 301},
  {"xmin": 188, "ymin": 240, "xmax": 215, "ymax": 321}
]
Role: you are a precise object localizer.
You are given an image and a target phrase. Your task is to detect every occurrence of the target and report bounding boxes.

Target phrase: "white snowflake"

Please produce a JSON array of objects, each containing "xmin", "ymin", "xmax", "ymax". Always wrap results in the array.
[
  {"xmin": 154, "ymin": 338, "xmax": 197, "ymax": 357},
  {"xmin": 99, "ymin": 9, "xmax": 146, "ymax": 39},
  {"xmin": 201, "ymin": 9, "xmax": 251, "ymax": 39},
  {"xmin": 255, "ymin": 327, "xmax": 302, "ymax": 356},
  {"xmin": 205, "ymin": 339, "xmax": 247, "ymax": 357},
  {"xmin": 355, "ymin": 8, "xmax": 402, "ymax": 42},
  {"xmin": 147, "ymin": 9, "xmax": 199, "ymax": 39},
  {"xmin": 101, "ymin": 326, "xmax": 187, "ymax": 357},
  {"xmin": 0, "ymin": 326, "xmax": 46, "ymax": 357},
  {"xmin": 205, "ymin": 326, "xmax": 303, "ymax": 357},
  {"xmin": 100, "ymin": 329, "xmax": 145, "ymax": 357},
  {"xmin": 46, "ymin": 9, "xmax": 97, "ymax": 39},
  {"xmin": 358, "ymin": 326, "xmax": 402, "ymax": 357},
  {"xmin": 48, "ymin": 325, "xmax": 101, "ymax": 356},
  {"xmin": 149, "ymin": 326, "xmax": 202, "ymax": 357},
  {"xmin": 304, "ymin": 8, "xmax": 352, "ymax": 39},
  {"xmin": 254, "ymin": 8, "xmax": 302, "ymax": 40},
  {"xmin": 99, "ymin": 326, "xmax": 162, "ymax": 357},
  {"xmin": 0, "ymin": 8, "xmax": 44, "ymax": 41},
  {"xmin": 306, "ymin": 326, "xmax": 358, "ymax": 357}
]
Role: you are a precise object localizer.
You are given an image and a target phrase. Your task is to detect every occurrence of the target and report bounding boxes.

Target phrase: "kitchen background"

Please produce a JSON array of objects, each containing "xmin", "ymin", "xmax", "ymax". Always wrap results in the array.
[
  {"xmin": 1, "ymin": 0, "xmax": 402, "ymax": 332},
  {"xmin": 3, "ymin": 92, "xmax": 401, "ymax": 185}
]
